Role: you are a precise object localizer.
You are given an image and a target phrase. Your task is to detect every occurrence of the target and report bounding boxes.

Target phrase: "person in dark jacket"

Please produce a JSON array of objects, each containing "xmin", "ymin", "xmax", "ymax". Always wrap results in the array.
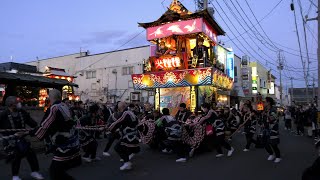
[
  {"xmin": 70, "ymin": 101, "xmax": 84, "ymax": 121},
  {"xmin": 227, "ymin": 108, "xmax": 241, "ymax": 136},
  {"xmin": 108, "ymin": 102, "xmax": 140, "ymax": 171},
  {"xmin": 263, "ymin": 97, "xmax": 281, "ymax": 163},
  {"xmin": 102, "ymin": 103, "xmax": 122, "ymax": 157},
  {"xmin": 0, "ymin": 96, "xmax": 43, "ymax": 180},
  {"xmin": 309, "ymin": 104, "xmax": 319, "ymax": 140},
  {"xmin": 302, "ymin": 140, "xmax": 320, "ymax": 180},
  {"xmin": 198, "ymin": 103, "xmax": 234, "ymax": 157},
  {"xmin": 243, "ymin": 105, "xmax": 257, "ymax": 152},
  {"xmin": 296, "ymin": 106, "xmax": 305, "ymax": 136},
  {"xmin": 33, "ymin": 89, "xmax": 81, "ymax": 180},
  {"xmin": 175, "ymin": 103, "xmax": 192, "ymax": 123},
  {"xmin": 157, "ymin": 108, "xmax": 188, "ymax": 162},
  {"xmin": 79, "ymin": 104, "xmax": 100, "ymax": 162}
]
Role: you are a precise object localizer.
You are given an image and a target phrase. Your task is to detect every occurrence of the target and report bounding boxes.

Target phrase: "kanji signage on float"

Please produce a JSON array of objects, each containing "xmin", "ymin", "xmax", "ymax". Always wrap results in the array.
[{"xmin": 155, "ymin": 57, "xmax": 181, "ymax": 69}]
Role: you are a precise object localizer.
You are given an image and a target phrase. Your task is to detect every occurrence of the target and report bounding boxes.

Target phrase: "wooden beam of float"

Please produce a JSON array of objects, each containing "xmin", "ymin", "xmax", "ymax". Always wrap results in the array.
[{"xmin": 146, "ymin": 18, "xmax": 217, "ymax": 43}]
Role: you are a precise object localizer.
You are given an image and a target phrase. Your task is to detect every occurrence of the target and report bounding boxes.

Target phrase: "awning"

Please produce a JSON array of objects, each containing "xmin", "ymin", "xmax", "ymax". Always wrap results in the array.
[{"xmin": 0, "ymin": 72, "xmax": 78, "ymax": 88}]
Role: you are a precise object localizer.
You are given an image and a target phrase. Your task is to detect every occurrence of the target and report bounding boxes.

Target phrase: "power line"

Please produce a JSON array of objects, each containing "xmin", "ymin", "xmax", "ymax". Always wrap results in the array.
[
  {"xmin": 271, "ymin": 41, "xmax": 317, "ymax": 55},
  {"xmin": 214, "ymin": 1, "xmax": 271, "ymax": 67},
  {"xmin": 298, "ymin": 0, "xmax": 311, "ymax": 80},
  {"xmin": 244, "ymin": 0, "xmax": 280, "ymax": 51},
  {"xmin": 221, "ymin": 0, "xmax": 318, "ymax": 60},
  {"xmin": 306, "ymin": 23, "xmax": 319, "ymax": 43},
  {"xmin": 233, "ymin": 0, "xmax": 277, "ymax": 52},
  {"xmin": 223, "ymin": 0, "xmax": 280, "ymax": 67},
  {"xmin": 292, "ymin": 0, "xmax": 310, "ymax": 102},
  {"xmin": 308, "ymin": 0, "xmax": 318, "ymax": 8},
  {"xmin": 212, "ymin": 2, "xmax": 264, "ymax": 65},
  {"xmin": 224, "ymin": 0, "xmax": 284, "ymax": 43},
  {"xmin": 73, "ymin": 30, "xmax": 145, "ymax": 75}
]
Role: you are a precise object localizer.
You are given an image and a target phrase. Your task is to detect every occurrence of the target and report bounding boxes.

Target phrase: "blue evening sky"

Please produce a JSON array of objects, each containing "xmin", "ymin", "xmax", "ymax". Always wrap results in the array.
[{"xmin": 0, "ymin": 0, "xmax": 318, "ymax": 88}]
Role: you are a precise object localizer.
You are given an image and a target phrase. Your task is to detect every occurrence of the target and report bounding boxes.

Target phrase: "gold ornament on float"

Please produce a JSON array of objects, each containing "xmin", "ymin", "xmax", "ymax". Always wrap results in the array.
[{"xmin": 141, "ymin": 75, "xmax": 154, "ymax": 87}]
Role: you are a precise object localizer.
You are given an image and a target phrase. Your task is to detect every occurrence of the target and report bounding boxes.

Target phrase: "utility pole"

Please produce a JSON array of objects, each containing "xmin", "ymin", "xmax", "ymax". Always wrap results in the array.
[
  {"xmin": 318, "ymin": 0, "xmax": 320, "ymax": 108},
  {"xmin": 305, "ymin": 0, "xmax": 319, "ymax": 107},
  {"xmin": 278, "ymin": 50, "xmax": 284, "ymax": 106},
  {"xmin": 290, "ymin": 77, "xmax": 294, "ymax": 105},
  {"xmin": 204, "ymin": 0, "xmax": 208, "ymax": 9},
  {"xmin": 196, "ymin": 0, "xmax": 208, "ymax": 10},
  {"xmin": 313, "ymin": 74, "xmax": 316, "ymax": 104}
]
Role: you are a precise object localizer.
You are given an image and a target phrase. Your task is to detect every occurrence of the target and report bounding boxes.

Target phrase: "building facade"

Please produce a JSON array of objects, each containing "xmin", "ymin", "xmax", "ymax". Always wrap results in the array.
[
  {"xmin": 27, "ymin": 46, "xmax": 150, "ymax": 103},
  {"xmin": 288, "ymin": 87, "xmax": 318, "ymax": 105},
  {"xmin": 230, "ymin": 54, "xmax": 245, "ymax": 108},
  {"xmin": 240, "ymin": 58, "xmax": 277, "ymax": 103}
]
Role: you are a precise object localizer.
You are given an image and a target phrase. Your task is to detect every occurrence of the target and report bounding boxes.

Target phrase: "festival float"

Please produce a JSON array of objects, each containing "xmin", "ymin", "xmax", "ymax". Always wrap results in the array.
[{"xmin": 132, "ymin": 0, "xmax": 234, "ymax": 114}]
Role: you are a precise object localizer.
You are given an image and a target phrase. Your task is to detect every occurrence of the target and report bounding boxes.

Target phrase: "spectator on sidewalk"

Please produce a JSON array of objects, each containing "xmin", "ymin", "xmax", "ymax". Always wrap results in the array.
[{"xmin": 284, "ymin": 107, "xmax": 292, "ymax": 131}]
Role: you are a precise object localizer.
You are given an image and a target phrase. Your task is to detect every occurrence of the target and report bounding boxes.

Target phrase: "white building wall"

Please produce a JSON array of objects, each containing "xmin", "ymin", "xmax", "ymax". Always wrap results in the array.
[{"xmin": 27, "ymin": 46, "xmax": 150, "ymax": 103}]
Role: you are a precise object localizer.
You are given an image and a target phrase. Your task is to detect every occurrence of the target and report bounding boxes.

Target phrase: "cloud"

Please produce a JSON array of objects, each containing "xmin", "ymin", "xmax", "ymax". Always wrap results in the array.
[
  {"xmin": 81, "ymin": 30, "xmax": 127, "ymax": 45},
  {"xmin": 55, "ymin": 30, "xmax": 146, "ymax": 48},
  {"xmin": 113, "ymin": 31, "xmax": 149, "ymax": 49}
]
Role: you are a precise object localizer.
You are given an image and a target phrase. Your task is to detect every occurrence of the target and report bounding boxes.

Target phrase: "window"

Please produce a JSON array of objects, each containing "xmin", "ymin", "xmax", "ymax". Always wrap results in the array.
[
  {"xmin": 122, "ymin": 67, "xmax": 134, "ymax": 75},
  {"xmin": 91, "ymin": 83, "xmax": 97, "ymax": 90},
  {"xmin": 128, "ymin": 80, "xmax": 133, "ymax": 88},
  {"xmin": 86, "ymin": 70, "xmax": 96, "ymax": 79}
]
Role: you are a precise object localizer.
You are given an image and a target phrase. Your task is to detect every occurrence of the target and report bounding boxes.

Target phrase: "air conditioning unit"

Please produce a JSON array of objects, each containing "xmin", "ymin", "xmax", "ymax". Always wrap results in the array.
[{"xmin": 131, "ymin": 94, "xmax": 139, "ymax": 101}]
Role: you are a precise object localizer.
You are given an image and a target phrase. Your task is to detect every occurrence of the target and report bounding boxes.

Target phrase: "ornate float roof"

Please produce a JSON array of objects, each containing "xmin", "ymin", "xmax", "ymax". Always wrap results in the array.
[{"xmin": 138, "ymin": 0, "xmax": 225, "ymax": 36}]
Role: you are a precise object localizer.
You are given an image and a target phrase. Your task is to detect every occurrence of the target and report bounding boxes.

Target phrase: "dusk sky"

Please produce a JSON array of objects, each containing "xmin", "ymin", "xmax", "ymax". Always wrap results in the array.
[{"xmin": 0, "ymin": 0, "xmax": 318, "ymax": 88}]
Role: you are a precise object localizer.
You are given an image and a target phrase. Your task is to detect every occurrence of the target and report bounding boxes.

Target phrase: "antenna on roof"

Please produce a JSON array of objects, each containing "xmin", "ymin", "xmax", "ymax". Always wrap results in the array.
[{"xmin": 36, "ymin": 56, "xmax": 40, "ymax": 72}]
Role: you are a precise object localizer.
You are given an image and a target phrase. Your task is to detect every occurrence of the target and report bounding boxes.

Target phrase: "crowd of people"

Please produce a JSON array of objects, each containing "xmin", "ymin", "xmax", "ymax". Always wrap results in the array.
[
  {"xmin": 283, "ymin": 104, "xmax": 319, "ymax": 139},
  {"xmin": 1, "ymin": 89, "xmax": 320, "ymax": 179}
]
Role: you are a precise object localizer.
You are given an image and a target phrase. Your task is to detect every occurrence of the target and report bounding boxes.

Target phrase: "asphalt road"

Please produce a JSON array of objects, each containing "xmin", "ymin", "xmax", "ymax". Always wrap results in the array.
[{"xmin": 0, "ymin": 122, "xmax": 317, "ymax": 180}]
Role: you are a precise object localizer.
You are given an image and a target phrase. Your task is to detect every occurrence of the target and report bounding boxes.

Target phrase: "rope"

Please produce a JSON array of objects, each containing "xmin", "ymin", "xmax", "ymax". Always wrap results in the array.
[
  {"xmin": 76, "ymin": 126, "xmax": 106, "ymax": 131},
  {"xmin": 226, "ymin": 117, "xmax": 252, "ymax": 139},
  {"xmin": 0, "ymin": 135, "xmax": 18, "ymax": 141},
  {"xmin": 0, "ymin": 128, "xmax": 33, "ymax": 133}
]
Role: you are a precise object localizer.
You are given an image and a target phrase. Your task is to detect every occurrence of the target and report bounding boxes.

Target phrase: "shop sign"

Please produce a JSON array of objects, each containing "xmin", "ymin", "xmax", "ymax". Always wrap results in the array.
[
  {"xmin": 257, "ymin": 103, "xmax": 264, "ymax": 111},
  {"xmin": 226, "ymin": 51, "xmax": 234, "ymax": 79},
  {"xmin": 269, "ymin": 82, "xmax": 275, "ymax": 95},
  {"xmin": 216, "ymin": 45, "xmax": 226, "ymax": 65},
  {"xmin": 243, "ymin": 89, "xmax": 250, "ymax": 95},
  {"xmin": 155, "ymin": 57, "xmax": 181, "ymax": 69},
  {"xmin": 212, "ymin": 70, "xmax": 233, "ymax": 90},
  {"xmin": 242, "ymin": 55, "xmax": 249, "ymax": 66},
  {"xmin": 252, "ymin": 67, "xmax": 258, "ymax": 94}
]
